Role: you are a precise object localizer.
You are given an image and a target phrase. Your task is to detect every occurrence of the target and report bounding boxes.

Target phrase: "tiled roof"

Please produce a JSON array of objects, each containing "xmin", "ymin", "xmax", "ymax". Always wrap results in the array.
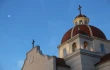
[
  {"xmin": 95, "ymin": 53, "xmax": 110, "ymax": 66},
  {"xmin": 56, "ymin": 57, "xmax": 70, "ymax": 68},
  {"xmin": 61, "ymin": 25, "xmax": 107, "ymax": 44}
]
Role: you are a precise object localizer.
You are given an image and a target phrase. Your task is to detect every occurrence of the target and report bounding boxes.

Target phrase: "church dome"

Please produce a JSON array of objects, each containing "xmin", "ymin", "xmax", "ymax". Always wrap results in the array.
[
  {"xmin": 61, "ymin": 5, "xmax": 107, "ymax": 44},
  {"xmin": 61, "ymin": 25, "xmax": 107, "ymax": 44}
]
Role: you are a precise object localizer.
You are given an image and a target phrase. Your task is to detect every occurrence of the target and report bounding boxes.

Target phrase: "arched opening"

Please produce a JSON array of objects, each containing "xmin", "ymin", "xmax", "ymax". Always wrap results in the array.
[
  {"xmin": 72, "ymin": 43, "xmax": 77, "ymax": 52},
  {"xmin": 84, "ymin": 41, "xmax": 88, "ymax": 50},
  {"xmin": 79, "ymin": 20, "xmax": 82, "ymax": 25}
]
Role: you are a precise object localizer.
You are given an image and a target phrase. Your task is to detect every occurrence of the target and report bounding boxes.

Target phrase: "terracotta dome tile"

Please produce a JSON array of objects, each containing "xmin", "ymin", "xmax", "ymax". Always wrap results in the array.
[{"xmin": 61, "ymin": 25, "xmax": 107, "ymax": 44}]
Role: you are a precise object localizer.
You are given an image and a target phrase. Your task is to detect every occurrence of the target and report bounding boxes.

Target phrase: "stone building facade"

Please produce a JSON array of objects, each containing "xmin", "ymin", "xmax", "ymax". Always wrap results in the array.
[{"xmin": 22, "ymin": 6, "xmax": 110, "ymax": 70}]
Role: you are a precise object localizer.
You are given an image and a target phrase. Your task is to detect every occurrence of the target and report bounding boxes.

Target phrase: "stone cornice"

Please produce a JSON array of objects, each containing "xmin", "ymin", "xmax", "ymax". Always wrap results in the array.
[
  {"xmin": 63, "ymin": 49, "xmax": 81, "ymax": 61},
  {"xmin": 57, "ymin": 34, "xmax": 79, "ymax": 48},
  {"xmin": 78, "ymin": 34, "xmax": 93, "ymax": 41},
  {"xmin": 92, "ymin": 36, "xmax": 110, "ymax": 42},
  {"xmin": 63, "ymin": 49, "xmax": 102, "ymax": 61},
  {"xmin": 57, "ymin": 34, "xmax": 93, "ymax": 48}
]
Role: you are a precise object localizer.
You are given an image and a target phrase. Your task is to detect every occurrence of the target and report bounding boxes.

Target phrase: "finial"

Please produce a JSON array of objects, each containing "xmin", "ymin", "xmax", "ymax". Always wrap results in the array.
[
  {"xmin": 32, "ymin": 39, "xmax": 35, "ymax": 48},
  {"xmin": 78, "ymin": 5, "xmax": 82, "ymax": 15}
]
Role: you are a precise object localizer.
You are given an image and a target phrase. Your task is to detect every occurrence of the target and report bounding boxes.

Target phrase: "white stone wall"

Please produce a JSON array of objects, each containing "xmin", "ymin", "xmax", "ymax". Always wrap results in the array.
[
  {"xmin": 79, "ymin": 37, "xmax": 93, "ymax": 51},
  {"xmin": 64, "ymin": 49, "xmax": 102, "ymax": 70},
  {"xmin": 59, "ymin": 36, "xmax": 81, "ymax": 58},
  {"xmin": 93, "ymin": 39, "xmax": 110, "ymax": 53},
  {"xmin": 68, "ymin": 38, "xmax": 80, "ymax": 53},
  {"xmin": 59, "ymin": 34, "xmax": 94, "ymax": 58},
  {"xmin": 22, "ymin": 46, "xmax": 56, "ymax": 70},
  {"xmin": 96, "ymin": 61, "xmax": 110, "ymax": 70},
  {"xmin": 59, "ymin": 43, "xmax": 70, "ymax": 58},
  {"xmin": 64, "ymin": 50, "xmax": 82, "ymax": 70},
  {"xmin": 81, "ymin": 53, "xmax": 100, "ymax": 70}
]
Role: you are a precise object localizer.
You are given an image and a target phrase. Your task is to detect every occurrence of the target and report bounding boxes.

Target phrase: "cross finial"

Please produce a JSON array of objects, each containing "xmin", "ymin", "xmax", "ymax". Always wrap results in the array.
[
  {"xmin": 32, "ymin": 39, "xmax": 35, "ymax": 48},
  {"xmin": 78, "ymin": 5, "xmax": 82, "ymax": 15}
]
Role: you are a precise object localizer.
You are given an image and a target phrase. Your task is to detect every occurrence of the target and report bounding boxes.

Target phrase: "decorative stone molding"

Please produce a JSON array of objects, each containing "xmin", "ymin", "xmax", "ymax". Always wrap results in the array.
[
  {"xmin": 64, "ymin": 49, "xmax": 102, "ymax": 61},
  {"xmin": 58, "ymin": 34, "xmax": 93, "ymax": 48},
  {"xmin": 86, "ymin": 24, "xmax": 93, "ymax": 36},
  {"xmin": 93, "ymin": 36, "xmax": 110, "ymax": 42}
]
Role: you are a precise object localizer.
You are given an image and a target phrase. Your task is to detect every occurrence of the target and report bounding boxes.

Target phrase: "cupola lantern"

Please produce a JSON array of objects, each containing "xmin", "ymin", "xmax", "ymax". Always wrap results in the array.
[{"xmin": 73, "ymin": 5, "xmax": 89, "ymax": 26}]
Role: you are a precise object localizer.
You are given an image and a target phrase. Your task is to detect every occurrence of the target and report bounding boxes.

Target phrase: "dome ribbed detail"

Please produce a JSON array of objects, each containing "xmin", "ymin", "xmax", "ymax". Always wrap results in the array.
[{"xmin": 61, "ymin": 25, "xmax": 107, "ymax": 44}]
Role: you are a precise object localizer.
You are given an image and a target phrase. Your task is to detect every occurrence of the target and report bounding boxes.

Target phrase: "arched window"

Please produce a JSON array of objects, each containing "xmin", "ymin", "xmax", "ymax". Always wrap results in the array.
[
  {"xmin": 79, "ymin": 20, "xmax": 83, "ymax": 25},
  {"xmin": 72, "ymin": 43, "xmax": 77, "ymax": 52},
  {"xmin": 84, "ymin": 41, "xmax": 88, "ymax": 50}
]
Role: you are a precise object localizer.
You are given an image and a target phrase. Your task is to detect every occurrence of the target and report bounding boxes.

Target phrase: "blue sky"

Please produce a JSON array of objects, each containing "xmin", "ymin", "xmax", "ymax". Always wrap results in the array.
[{"xmin": 0, "ymin": 0, "xmax": 110, "ymax": 70}]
